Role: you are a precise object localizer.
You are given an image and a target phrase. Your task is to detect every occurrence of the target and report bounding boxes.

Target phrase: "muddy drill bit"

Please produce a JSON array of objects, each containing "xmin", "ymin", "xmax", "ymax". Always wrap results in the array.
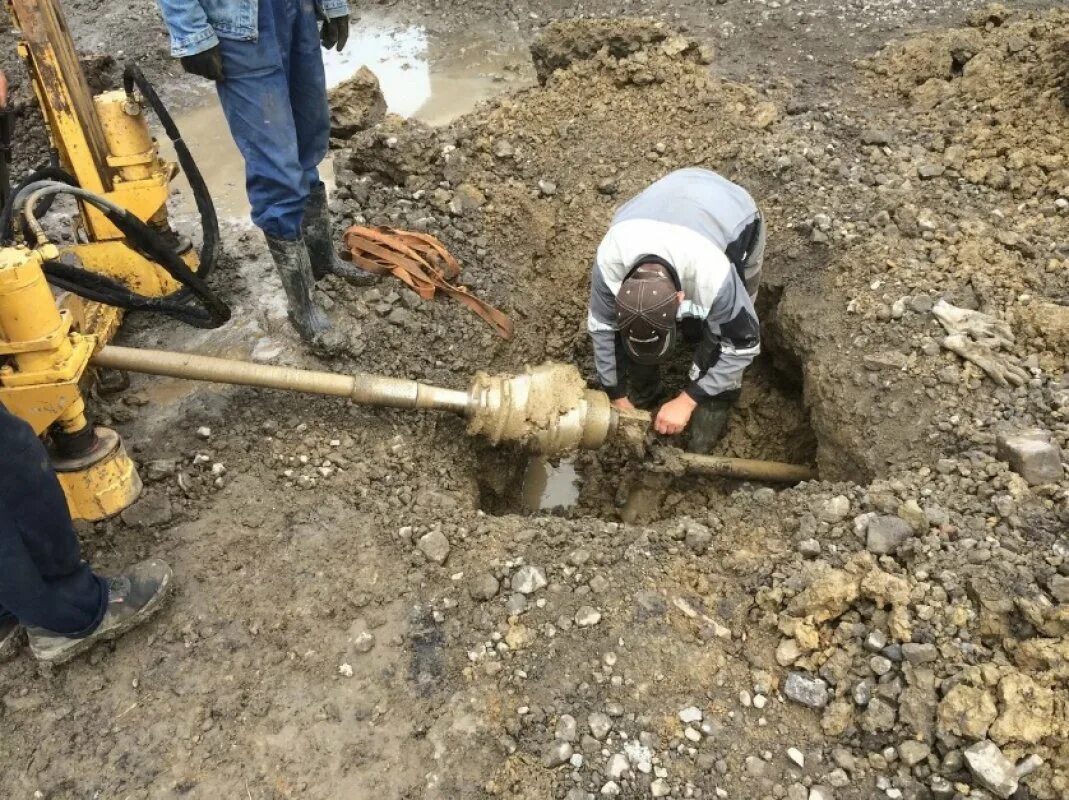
[{"xmin": 90, "ymin": 346, "xmax": 815, "ymax": 483}]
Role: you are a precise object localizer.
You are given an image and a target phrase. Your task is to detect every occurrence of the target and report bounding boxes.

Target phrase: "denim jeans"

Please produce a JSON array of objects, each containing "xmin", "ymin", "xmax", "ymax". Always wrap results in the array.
[
  {"xmin": 216, "ymin": 0, "xmax": 330, "ymax": 240},
  {"xmin": 0, "ymin": 407, "xmax": 107, "ymax": 636}
]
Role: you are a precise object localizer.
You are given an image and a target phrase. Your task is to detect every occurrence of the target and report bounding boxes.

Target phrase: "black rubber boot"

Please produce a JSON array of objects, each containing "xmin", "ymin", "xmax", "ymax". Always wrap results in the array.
[
  {"xmin": 265, "ymin": 234, "xmax": 333, "ymax": 342},
  {"xmin": 27, "ymin": 559, "xmax": 173, "ymax": 665},
  {"xmin": 303, "ymin": 183, "xmax": 378, "ymax": 285},
  {"xmin": 687, "ymin": 396, "xmax": 736, "ymax": 454}
]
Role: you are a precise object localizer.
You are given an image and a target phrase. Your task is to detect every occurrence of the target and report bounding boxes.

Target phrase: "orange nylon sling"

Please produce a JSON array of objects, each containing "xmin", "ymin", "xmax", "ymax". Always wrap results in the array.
[{"xmin": 341, "ymin": 226, "xmax": 514, "ymax": 340}]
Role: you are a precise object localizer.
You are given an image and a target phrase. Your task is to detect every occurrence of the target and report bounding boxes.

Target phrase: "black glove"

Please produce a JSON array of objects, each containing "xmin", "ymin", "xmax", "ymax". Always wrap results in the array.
[
  {"xmin": 180, "ymin": 45, "xmax": 225, "ymax": 83},
  {"xmin": 320, "ymin": 16, "xmax": 349, "ymax": 52}
]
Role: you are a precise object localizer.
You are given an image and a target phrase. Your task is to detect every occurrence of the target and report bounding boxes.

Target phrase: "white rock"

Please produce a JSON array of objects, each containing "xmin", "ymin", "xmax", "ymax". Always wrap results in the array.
[
  {"xmin": 606, "ymin": 753, "xmax": 630, "ymax": 779},
  {"xmin": 678, "ymin": 706, "xmax": 703, "ymax": 724},
  {"xmin": 512, "ymin": 565, "xmax": 547, "ymax": 594},
  {"xmin": 684, "ymin": 727, "xmax": 701, "ymax": 742},
  {"xmin": 964, "ymin": 740, "xmax": 1018, "ymax": 799},
  {"xmin": 196, "ymin": 426, "xmax": 211, "ymax": 439},
  {"xmin": 650, "ymin": 778, "xmax": 671, "ymax": 797},
  {"xmin": 576, "ymin": 606, "xmax": 602, "ymax": 627},
  {"xmin": 821, "ymin": 495, "xmax": 850, "ymax": 522},
  {"xmin": 787, "ymin": 747, "xmax": 805, "ymax": 768},
  {"xmin": 600, "ymin": 782, "xmax": 621, "ymax": 797},
  {"xmin": 588, "ymin": 712, "xmax": 613, "ymax": 740},
  {"xmin": 338, "ymin": 663, "xmax": 353, "ymax": 677}
]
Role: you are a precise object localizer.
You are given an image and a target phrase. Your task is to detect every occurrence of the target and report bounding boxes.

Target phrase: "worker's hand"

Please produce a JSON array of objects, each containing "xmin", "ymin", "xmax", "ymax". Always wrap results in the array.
[
  {"xmin": 320, "ymin": 16, "xmax": 350, "ymax": 52},
  {"xmin": 611, "ymin": 397, "xmax": 637, "ymax": 413},
  {"xmin": 654, "ymin": 393, "xmax": 697, "ymax": 436},
  {"xmin": 180, "ymin": 45, "xmax": 225, "ymax": 83}
]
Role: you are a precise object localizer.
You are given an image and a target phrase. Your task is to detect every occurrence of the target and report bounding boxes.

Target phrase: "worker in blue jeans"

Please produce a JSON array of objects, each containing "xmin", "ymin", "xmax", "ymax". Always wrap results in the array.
[
  {"xmin": 0, "ymin": 406, "xmax": 173, "ymax": 665},
  {"xmin": 155, "ymin": 0, "xmax": 377, "ymax": 342}
]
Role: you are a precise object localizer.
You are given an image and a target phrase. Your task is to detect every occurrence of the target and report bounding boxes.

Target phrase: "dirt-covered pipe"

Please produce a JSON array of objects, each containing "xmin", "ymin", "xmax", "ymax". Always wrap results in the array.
[
  {"xmin": 673, "ymin": 452, "xmax": 816, "ymax": 484},
  {"xmin": 90, "ymin": 345, "xmax": 471, "ymax": 413}
]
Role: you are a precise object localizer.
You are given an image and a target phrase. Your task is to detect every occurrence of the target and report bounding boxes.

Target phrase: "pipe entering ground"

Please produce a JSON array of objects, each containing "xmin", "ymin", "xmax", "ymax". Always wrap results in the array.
[{"xmin": 90, "ymin": 345, "xmax": 815, "ymax": 483}]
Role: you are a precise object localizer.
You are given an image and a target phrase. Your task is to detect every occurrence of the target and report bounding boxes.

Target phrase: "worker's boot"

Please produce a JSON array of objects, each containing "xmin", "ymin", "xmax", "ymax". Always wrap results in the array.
[
  {"xmin": 687, "ymin": 396, "xmax": 736, "ymax": 455},
  {"xmin": 0, "ymin": 617, "xmax": 22, "ymax": 661},
  {"xmin": 27, "ymin": 559, "xmax": 173, "ymax": 666},
  {"xmin": 265, "ymin": 235, "xmax": 333, "ymax": 342},
  {"xmin": 303, "ymin": 183, "xmax": 378, "ymax": 285}
]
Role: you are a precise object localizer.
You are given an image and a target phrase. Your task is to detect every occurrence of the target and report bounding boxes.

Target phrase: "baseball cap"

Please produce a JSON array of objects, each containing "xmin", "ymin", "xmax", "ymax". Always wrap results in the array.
[{"xmin": 617, "ymin": 262, "xmax": 680, "ymax": 365}]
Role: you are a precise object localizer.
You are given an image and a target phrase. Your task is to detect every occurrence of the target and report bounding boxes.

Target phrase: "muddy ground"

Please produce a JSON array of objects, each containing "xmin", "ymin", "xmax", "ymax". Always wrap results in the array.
[{"xmin": 2, "ymin": 2, "xmax": 1069, "ymax": 800}]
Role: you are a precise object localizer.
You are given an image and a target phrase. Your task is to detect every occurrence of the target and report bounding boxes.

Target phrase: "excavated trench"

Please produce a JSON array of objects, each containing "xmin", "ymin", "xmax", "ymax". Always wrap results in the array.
[{"xmin": 476, "ymin": 293, "xmax": 820, "ymax": 520}]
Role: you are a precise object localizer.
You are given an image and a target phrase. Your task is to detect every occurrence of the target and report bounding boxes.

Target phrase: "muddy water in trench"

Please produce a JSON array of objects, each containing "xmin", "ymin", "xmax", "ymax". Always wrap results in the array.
[{"xmin": 521, "ymin": 456, "xmax": 581, "ymax": 512}]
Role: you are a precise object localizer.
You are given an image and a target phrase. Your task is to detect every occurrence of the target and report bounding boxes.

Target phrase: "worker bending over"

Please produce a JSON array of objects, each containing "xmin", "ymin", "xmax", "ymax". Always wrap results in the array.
[
  {"xmin": 0, "ymin": 406, "xmax": 172, "ymax": 664},
  {"xmin": 588, "ymin": 168, "xmax": 765, "ymax": 453},
  {"xmin": 155, "ymin": 0, "xmax": 377, "ymax": 342}
]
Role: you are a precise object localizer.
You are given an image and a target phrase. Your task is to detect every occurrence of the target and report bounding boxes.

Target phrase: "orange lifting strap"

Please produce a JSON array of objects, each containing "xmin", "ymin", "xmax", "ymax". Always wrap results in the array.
[{"xmin": 341, "ymin": 226, "xmax": 514, "ymax": 340}]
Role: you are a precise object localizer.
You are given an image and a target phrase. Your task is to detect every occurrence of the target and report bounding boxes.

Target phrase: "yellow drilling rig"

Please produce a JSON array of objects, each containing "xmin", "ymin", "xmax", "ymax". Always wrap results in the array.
[{"xmin": 0, "ymin": 0, "xmax": 813, "ymax": 524}]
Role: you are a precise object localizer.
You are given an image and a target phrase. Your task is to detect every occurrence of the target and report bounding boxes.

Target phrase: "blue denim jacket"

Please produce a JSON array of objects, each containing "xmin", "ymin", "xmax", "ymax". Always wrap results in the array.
[{"xmin": 156, "ymin": 0, "xmax": 349, "ymax": 56}]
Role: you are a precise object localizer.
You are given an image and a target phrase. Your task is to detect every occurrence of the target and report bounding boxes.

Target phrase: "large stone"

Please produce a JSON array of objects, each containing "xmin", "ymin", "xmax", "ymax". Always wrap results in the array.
[
  {"xmin": 784, "ymin": 672, "xmax": 829, "ymax": 709},
  {"xmin": 468, "ymin": 572, "xmax": 500, "ymax": 601},
  {"xmin": 329, "ymin": 66, "xmax": 387, "ymax": 137},
  {"xmin": 898, "ymin": 740, "xmax": 931, "ymax": 767},
  {"xmin": 937, "ymin": 684, "xmax": 998, "ymax": 739},
  {"xmin": 543, "ymin": 740, "xmax": 574, "ymax": 768},
  {"xmin": 988, "ymin": 672, "xmax": 1056, "ymax": 745},
  {"xmin": 417, "ymin": 530, "xmax": 450, "ymax": 565},
  {"xmin": 860, "ymin": 697, "xmax": 896, "ymax": 733},
  {"xmin": 995, "ymin": 430, "xmax": 1064, "ymax": 486},
  {"xmin": 786, "ymin": 568, "xmax": 860, "ymax": 623},
  {"xmin": 963, "ymin": 740, "xmax": 1018, "ymax": 799},
  {"xmin": 512, "ymin": 565, "xmax": 548, "ymax": 594},
  {"xmin": 820, "ymin": 495, "xmax": 851, "ymax": 523},
  {"xmin": 865, "ymin": 515, "xmax": 914, "ymax": 555}
]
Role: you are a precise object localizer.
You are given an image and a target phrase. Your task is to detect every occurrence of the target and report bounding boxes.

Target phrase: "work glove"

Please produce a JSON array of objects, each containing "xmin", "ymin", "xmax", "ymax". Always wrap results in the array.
[
  {"xmin": 941, "ymin": 334, "xmax": 1030, "ymax": 388},
  {"xmin": 320, "ymin": 15, "xmax": 349, "ymax": 52},
  {"xmin": 180, "ymin": 45, "xmax": 225, "ymax": 83},
  {"xmin": 932, "ymin": 299, "xmax": 1015, "ymax": 346}
]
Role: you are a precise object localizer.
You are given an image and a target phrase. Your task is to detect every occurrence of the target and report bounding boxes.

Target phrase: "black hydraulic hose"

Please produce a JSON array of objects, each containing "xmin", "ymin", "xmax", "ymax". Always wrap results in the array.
[
  {"xmin": 0, "ymin": 64, "xmax": 229, "ymax": 327},
  {"xmin": 13, "ymin": 180, "xmax": 229, "ymax": 328},
  {"xmin": 0, "ymin": 162, "xmax": 76, "ymax": 243},
  {"xmin": 123, "ymin": 63, "xmax": 219, "ymax": 281}
]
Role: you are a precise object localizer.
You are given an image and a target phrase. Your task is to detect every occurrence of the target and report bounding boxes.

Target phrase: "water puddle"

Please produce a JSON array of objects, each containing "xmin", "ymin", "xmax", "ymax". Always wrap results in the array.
[
  {"xmin": 160, "ymin": 16, "xmax": 531, "ymax": 223},
  {"xmin": 520, "ymin": 457, "xmax": 581, "ymax": 512}
]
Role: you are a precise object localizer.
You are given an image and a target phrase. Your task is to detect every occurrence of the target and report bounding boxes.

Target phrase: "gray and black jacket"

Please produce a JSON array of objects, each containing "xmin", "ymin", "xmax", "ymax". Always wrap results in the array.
[{"xmin": 587, "ymin": 168, "xmax": 762, "ymax": 403}]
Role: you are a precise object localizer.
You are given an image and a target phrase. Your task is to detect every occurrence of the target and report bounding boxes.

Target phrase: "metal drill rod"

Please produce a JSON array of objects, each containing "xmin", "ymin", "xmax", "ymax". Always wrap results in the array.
[
  {"xmin": 90, "ymin": 346, "xmax": 819, "ymax": 481},
  {"xmin": 91, "ymin": 345, "xmax": 472, "ymax": 414}
]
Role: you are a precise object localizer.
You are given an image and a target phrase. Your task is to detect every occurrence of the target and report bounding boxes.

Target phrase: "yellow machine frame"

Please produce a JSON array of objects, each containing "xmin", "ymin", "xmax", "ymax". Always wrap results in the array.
[{"xmin": 0, "ymin": 0, "xmax": 198, "ymax": 519}]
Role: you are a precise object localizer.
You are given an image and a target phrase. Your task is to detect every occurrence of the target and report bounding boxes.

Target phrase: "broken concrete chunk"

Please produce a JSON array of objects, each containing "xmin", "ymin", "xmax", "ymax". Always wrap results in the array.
[
  {"xmin": 996, "ymin": 430, "xmax": 1064, "ymax": 485},
  {"xmin": 963, "ymin": 740, "xmax": 1019, "ymax": 799}
]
